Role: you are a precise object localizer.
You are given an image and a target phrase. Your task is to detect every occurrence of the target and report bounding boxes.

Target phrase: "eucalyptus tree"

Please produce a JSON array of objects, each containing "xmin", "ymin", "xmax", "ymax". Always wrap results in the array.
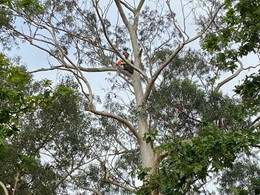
[{"xmin": 0, "ymin": 0, "xmax": 259, "ymax": 194}]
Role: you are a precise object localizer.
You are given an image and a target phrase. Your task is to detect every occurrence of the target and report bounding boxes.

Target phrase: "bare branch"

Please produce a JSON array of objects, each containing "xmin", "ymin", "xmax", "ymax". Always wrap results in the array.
[
  {"xmin": 29, "ymin": 65, "xmax": 117, "ymax": 74},
  {"xmin": 114, "ymin": 0, "xmax": 131, "ymax": 30},
  {"xmin": 102, "ymin": 178, "xmax": 135, "ymax": 192},
  {"xmin": 252, "ymin": 117, "xmax": 260, "ymax": 128},
  {"xmin": 94, "ymin": 0, "xmax": 147, "ymax": 79},
  {"xmin": 56, "ymin": 155, "xmax": 87, "ymax": 188},
  {"xmin": 143, "ymin": 42, "xmax": 185, "ymax": 103},
  {"xmin": 0, "ymin": 182, "xmax": 8, "ymax": 195},
  {"xmin": 134, "ymin": 0, "xmax": 145, "ymax": 27},
  {"xmin": 93, "ymin": 0, "xmax": 124, "ymax": 56},
  {"xmin": 184, "ymin": 3, "xmax": 224, "ymax": 44},
  {"xmin": 166, "ymin": 0, "xmax": 186, "ymax": 42},
  {"xmin": 252, "ymin": 121, "xmax": 260, "ymax": 128},
  {"xmin": 101, "ymin": 161, "xmax": 135, "ymax": 192},
  {"xmin": 214, "ymin": 60, "xmax": 244, "ymax": 93},
  {"xmin": 243, "ymin": 64, "xmax": 260, "ymax": 71},
  {"xmin": 143, "ymin": 3, "xmax": 225, "ymax": 103},
  {"xmin": 89, "ymin": 108, "xmax": 140, "ymax": 140},
  {"xmin": 120, "ymin": 0, "xmax": 134, "ymax": 13}
]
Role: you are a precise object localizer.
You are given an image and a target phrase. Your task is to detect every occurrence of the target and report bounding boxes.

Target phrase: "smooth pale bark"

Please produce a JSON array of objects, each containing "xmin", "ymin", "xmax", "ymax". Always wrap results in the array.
[{"xmin": 132, "ymin": 64, "xmax": 156, "ymax": 169}]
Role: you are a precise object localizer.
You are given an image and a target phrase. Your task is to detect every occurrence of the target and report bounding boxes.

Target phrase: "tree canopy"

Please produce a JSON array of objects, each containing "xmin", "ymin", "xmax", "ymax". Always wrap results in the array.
[{"xmin": 0, "ymin": 0, "xmax": 259, "ymax": 194}]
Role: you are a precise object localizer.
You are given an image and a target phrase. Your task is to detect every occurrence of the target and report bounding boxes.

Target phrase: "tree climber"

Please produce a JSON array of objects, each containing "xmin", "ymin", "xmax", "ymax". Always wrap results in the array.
[{"xmin": 116, "ymin": 48, "xmax": 134, "ymax": 75}]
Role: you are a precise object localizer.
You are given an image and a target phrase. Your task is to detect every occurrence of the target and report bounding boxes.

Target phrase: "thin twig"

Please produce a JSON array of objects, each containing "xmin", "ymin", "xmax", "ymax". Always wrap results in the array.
[
  {"xmin": 12, "ymin": 172, "xmax": 20, "ymax": 195},
  {"xmin": 143, "ymin": 3, "xmax": 225, "ymax": 104}
]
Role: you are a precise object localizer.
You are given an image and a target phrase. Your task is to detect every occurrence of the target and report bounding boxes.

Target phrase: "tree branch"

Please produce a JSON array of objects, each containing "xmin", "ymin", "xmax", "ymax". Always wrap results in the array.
[
  {"xmin": 0, "ymin": 181, "xmax": 8, "ymax": 195},
  {"xmin": 143, "ymin": 3, "xmax": 225, "ymax": 104},
  {"xmin": 114, "ymin": 0, "xmax": 131, "ymax": 30},
  {"xmin": 29, "ymin": 65, "xmax": 117, "ymax": 74},
  {"xmin": 143, "ymin": 42, "xmax": 185, "ymax": 103},
  {"xmin": 101, "ymin": 161, "xmax": 135, "ymax": 192},
  {"xmin": 134, "ymin": 0, "xmax": 145, "ymax": 27},
  {"xmin": 252, "ymin": 117, "xmax": 260, "ymax": 128},
  {"xmin": 89, "ymin": 108, "xmax": 140, "ymax": 140},
  {"xmin": 94, "ymin": 0, "xmax": 147, "ymax": 80},
  {"xmin": 214, "ymin": 60, "xmax": 244, "ymax": 93},
  {"xmin": 12, "ymin": 172, "xmax": 20, "ymax": 195},
  {"xmin": 55, "ymin": 155, "xmax": 87, "ymax": 188},
  {"xmin": 184, "ymin": 3, "xmax": 224, "ymax": 45},
  {"xmin": 120, "ymin": 0, "xmax": 134, "ymax": 13},
  {"xmin": 166, "ymin": 0, "xmax": 186, "ymax": 42},
  {"xmin": 102, "ymin": 178, "xmax": 134, "ymax": 192},
  {"xmin": 70, "ymin": 175, "xmax": 103, "ymax": 195}
]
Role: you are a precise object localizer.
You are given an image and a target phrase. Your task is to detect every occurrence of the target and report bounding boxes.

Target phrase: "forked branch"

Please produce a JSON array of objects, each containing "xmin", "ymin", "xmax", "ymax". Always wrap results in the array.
[{"xmin": 143, "ymin": 3, "xmax": 225, "ymax": 103}]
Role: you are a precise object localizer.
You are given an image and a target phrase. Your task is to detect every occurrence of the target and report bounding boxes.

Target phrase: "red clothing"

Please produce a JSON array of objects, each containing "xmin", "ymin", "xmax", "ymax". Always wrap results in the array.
[{"xmin": 116, "ymin": 59, "xmax": 134, "ymax": 74}]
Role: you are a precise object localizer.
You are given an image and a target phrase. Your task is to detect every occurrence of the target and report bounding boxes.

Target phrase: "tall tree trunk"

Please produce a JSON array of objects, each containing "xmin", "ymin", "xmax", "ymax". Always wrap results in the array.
[
  {"xmin": 132, "ymin": 54, "xmax": 158, "ymax": 195},
  {"xmin": 132, "ymin": 72, "xmax": 155, "ymax": 168}
]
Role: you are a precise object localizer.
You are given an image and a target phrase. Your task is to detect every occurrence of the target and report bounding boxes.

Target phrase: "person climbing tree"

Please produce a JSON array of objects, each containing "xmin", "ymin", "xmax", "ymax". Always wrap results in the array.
[{"xmin": 116, "ymin": 48, "xmax": 134, "ymax": 75}]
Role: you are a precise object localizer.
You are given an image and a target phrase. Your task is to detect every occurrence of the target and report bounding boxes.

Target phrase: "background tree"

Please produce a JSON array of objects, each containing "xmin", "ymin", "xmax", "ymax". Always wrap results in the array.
[
  {"xmin": 217, "ymin": 155, "xmax": 260, "ymax": 195},
  {"xmin": 0, "ymin": 53, "xmax": 70, "ymax": 194},
  {"xmin": 0, "ymin": 76, "xmax": 94, "ymax": 194},
  {"xmin": 0, "ymin": 0, "xmax": 259, "ymax": 194}
]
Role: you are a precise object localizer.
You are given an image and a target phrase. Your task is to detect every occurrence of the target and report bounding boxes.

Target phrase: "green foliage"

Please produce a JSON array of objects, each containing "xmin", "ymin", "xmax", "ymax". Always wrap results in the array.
[
  {"xmin": 17, "ymin": 154, "xmax": 38, "ymax": 171},
  {"xmin": 0, "ymin": 53, "xmax": 31, "ymax": 157},
  {"xmin": 137, "ymin": 125, "xmax": 259, "ymax": 194},
  {"xmin": 0, "ymin": 55, "xmax": 72, "ymax": 147},
  {"xmin": 202, "ymin": 0, "xmax": 260, "ymax": 71},
  {"xmin": 143, "ymin": 129, "xmax": 158, "ymax": 148},
  {"xmin": 144, "ymin": 46, "xmax": 259, "ymax": 193},
  {"xmin": 137, "ymin": 166, "xmax": 151, "ymax": 181},
  {"xmin": 0, "ymin": 0, "xmax": 44, "ymax": 13},
  {"xmin": 0, "ymin": 0, "xmax": 258, "ymax": 194},
  {"xmin": 218, "ymin": 157, "xmax": 260, "ymax": 195},
  {"xmin": 0, "ymin": 74, "xmax": 89, "ymax": 194},
  {"xmin": 235, "ymin": 70, "xmax": 260, "ymax": 115},
  {"xmin": 0, "ymin": 6, "xmax": 13, "ymax": 29},
  {"xmin": 0, "ymin": 0, "xmax": 12, "ymax": 7}
]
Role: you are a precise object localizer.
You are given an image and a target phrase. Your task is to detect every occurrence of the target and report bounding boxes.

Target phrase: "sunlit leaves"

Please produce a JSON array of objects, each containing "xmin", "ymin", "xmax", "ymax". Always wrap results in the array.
[{"xmin": 0, "ymin": 54, "xmax": 32, "ymax": 155}]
